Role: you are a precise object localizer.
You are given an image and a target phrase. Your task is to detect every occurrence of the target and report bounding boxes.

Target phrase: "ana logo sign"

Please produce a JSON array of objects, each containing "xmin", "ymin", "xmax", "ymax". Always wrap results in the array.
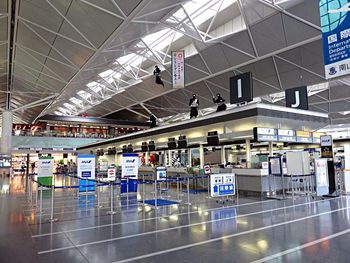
[
  {"xmin": 42, "ymin": 161, "xmax": 51, "ymax": 164},
  {"xmin": 126, "ymin": 159, "xmax": 135, "ymax": 163},
  {"xmin": 82, "ymin": 160, "xmax": 92, "ymax": 164}
]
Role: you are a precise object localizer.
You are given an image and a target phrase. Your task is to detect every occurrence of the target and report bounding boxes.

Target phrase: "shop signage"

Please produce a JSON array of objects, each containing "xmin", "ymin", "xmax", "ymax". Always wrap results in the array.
[
  {"xmin": 210, "ymin": 173, "xmax": 235, "ymax": 197},
  {"xmin": 285, "ymin": 86, "xmax": 309, "ymax": 110},
  {"xmin": 230, "ymin": 72, "xmax": 253, "ymax": 104},
  {"xmin": 172, "ymin": 50, "xmax": 185, "ymax": 89},
  {"xmin": 320, "ymin": 1, "xmax": 350, "ymax": 79},
  {"xmin": 122, "ymin": 153, "xmax": 139, "ymax": 179}
]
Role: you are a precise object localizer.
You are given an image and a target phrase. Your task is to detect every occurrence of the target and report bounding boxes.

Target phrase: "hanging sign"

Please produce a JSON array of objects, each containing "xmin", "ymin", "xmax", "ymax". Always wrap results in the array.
[
  {"xmin": 172, "ymin": 50, "xmax": 185, "ymax": 89},
  {"xmin": 320, "ymin": 1, "xmax": 350, "ymax": 79}
]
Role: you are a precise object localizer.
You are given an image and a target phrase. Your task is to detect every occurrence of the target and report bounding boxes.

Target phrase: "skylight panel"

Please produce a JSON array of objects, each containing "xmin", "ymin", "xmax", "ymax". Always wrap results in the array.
[
  {"xmin": 69, "ymin": 97, "xmax": 83, "ymax": 106},
  {"xmin": 63, "ymin": 103, "xmax": 76, "ymax": 111},
  {"xmin": 99, "ymin": 69, "xmax": 115, "ymax": 78},
  {"xmin": 77, "ymin": 90, "xmax": 91, "ymax": 100}
]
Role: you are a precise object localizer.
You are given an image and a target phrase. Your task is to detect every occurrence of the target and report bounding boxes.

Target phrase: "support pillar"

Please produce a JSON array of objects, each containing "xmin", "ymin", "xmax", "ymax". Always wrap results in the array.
[
  {"xmin": 221, "ymin": 147, "xmax": 226, "ymax": 166},
  {"xmin": 0, "ymin": 111, "xmax": 13, "ymax": 154},
  {"xmin": 199, "ymin": 144, "xmax": 204, "ymax": 168},
  {"xmin": 268, "ymin": 141, "xmax": 274, "ymax": 156},
  {"xmin": 145, "ymin": 151, "xmax": 149, "ymax": 165},
  {"xmin": 246, "ymin": 139, "xmax": 251, "ymax": 168},
  {"xmin": 188, "ymin": 149, "xmax": 192, "ymax": 167}
]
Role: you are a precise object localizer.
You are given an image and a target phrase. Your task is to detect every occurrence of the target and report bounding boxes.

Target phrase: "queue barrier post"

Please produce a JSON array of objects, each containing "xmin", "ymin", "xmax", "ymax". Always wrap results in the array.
[
  {"xmin": 39, "ymin": 184, "xmax": 43, "ymax": 214},
  {"xmin": 107, "ymin": 182, "xmax": 116, "ymax": 215},
  {"xmin": 48, "ymin": 184, "xmax": 58, "ymax": 222},
  {"xmin": 96, "ymin": 179, "xmax": 103, "ymax": 209}
]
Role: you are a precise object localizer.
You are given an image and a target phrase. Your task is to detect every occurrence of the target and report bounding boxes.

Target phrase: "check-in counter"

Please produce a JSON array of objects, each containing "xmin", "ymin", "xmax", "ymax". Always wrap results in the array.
[{"xmin": 232, "ymin": 168, "xmax": 284, "ymax": 196}]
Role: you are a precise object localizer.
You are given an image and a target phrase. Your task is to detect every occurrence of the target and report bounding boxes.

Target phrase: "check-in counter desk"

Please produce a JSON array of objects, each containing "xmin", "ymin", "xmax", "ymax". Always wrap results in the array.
[{"xmin": 232, "ymin": 168, "xmax": 284, "ymax": 196}]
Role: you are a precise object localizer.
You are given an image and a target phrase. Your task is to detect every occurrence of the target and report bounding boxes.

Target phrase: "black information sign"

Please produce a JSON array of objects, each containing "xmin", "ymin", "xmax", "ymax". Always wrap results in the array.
[
  {"xmin": 230, "ymin": 72, "xmax": 253, "ymax": 104},
  {"xmin": 285, "ymin": 86, "xmax": 308, "ymax": 110}
]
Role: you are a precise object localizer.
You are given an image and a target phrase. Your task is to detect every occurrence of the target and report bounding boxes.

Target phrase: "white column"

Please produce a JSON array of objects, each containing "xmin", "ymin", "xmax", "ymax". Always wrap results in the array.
[
  {"xmin": 0, "ymin": 111, "xmax": 13, "ymax": 154},
  {"xmin": 168, "ymin": 150, "xmax": 171, "ymax": 166},
  {"xmin": 246, "ymin": 139, "xmax": 251, "ymax": 168},
  {"xmin": 199, "ymin": 144, "xmax": 204, "ymax": 168},
  {"xmin": 221, "ymin": 146, "xmax": 226, "ymax": 166},
  {"xmin": 145, "ymin": 152, "xmax": 149, "ymax": 164},
  {"xmin": 188, "ymin": 149, "xmax": 192, "ymax": 167},
  {"xmin": 268, "ymin": 141, "xmax": 274, "ymax": 156}
]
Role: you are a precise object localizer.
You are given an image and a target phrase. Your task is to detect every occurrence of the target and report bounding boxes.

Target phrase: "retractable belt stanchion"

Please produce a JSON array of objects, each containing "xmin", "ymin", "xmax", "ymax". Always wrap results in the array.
[
  {"xmin": 154, "ymin": 179, "xmax": 158, "ymax": 210},
  {"xmin": 183, "ymin": 177, "xmax": 191, "ymax": 205},
  {"xmin": 39, "ymin": 184, "xmax": 43, "ymax": 214},
  {"xmin": 126, "ymin": 177, "xmax": 129, "ymax": 207},
  {"xmin": 85, "ymin": 178, "xmax": 88, "ymax": 203},
  {"xmin": 107, "ymin": 181, "xmax": 116, "ymax": 215},
  {"xmin": 177, "ymin": 176, "xmax": 180, "ymax": 202},
  {"xmin": 49, "ymin": 184, "xmax": 58, "ymax": 222},
  {"xmin": 96, "ymin": 179, "xmax": 103, "ymax": 209},
  {"xmin": 207, "ymin": 174, "xmax": 211, "ymax": 198},
  {"xmin": 142, "ymin": 174, "xmax": 145, "ymax": 206}
]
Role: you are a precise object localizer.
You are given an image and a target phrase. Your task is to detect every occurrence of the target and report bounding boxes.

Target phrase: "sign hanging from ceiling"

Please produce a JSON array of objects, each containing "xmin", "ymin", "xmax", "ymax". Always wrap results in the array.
[
  {"xmin": 285, "ymin": 86, "xmax": 309, "ymax": 110},
  {"xmin": 172, "ymin": 50, "xmax": 185, "ymax": 89},
  {"xmin": 320, "ymin": 1, "xmax": 350, "ymax": 79},
  {"xmin": 229, "ymin": 72, "xmax": 253, "ymax": 104}
]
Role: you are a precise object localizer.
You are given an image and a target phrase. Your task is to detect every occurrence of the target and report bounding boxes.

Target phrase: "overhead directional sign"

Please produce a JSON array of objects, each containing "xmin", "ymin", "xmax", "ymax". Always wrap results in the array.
[
  {"xmin": 285, "ymin": 86, "xmax": 309, "ymax": 110},
  {"xmin": 320, "ymin": 0, "xmax": 350, "ymax": 79},
  {"xmin": 230, "ymin": 72, "xmax": 253, "ymax": 104}
]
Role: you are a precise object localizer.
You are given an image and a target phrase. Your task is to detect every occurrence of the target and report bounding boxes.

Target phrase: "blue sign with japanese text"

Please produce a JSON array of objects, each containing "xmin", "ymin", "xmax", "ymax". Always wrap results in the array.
[{"xmin": 320, "ymin": 0, "xmax": 350, "ymax": 79}]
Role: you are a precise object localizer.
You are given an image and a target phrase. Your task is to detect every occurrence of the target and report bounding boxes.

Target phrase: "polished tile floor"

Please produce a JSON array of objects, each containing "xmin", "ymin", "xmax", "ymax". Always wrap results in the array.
[{"xmin": 2, "ymin": 174, "xmax": 350, "ymax": 263}]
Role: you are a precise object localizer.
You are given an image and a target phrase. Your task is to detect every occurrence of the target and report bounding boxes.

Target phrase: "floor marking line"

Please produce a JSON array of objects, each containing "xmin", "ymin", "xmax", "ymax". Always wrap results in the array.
[
  {"xmin": 32, "ymin": 199, "xmax": 276, "ymax": 237},
  {"xmin": 250, "ymin": 228, "xmax": 350, "ymax": 263},
  {"xmin": 37, "ymin": 197, "xmax": 343, "ymax": 254},
  {"xmin": 110, "ymin": 204, "xmax": 350, "ymax": 263}
]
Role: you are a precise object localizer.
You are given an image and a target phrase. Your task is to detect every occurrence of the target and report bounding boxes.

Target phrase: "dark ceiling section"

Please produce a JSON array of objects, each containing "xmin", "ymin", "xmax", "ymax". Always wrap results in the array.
[{"xmin": 104, "ymin": 109, "xmax": 148, "ymax": 122}]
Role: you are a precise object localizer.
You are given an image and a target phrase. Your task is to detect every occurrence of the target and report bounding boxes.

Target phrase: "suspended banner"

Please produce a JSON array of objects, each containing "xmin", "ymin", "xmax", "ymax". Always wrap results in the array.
[
  {"xmin": 320, "ymin": 1, "xmax": 350, "ymax": 79},
  {"xmin": 172, "ymin": 50, "xmax": 185, "ymax": 88}
]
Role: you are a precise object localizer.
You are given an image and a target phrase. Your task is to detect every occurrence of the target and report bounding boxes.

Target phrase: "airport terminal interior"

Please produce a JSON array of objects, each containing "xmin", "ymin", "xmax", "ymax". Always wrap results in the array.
[{"xmin": 2, "ymin": 0, "xmax": 350, "ymax": 262}]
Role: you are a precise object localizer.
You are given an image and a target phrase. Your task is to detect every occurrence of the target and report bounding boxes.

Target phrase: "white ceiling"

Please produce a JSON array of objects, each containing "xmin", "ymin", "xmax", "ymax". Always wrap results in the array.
[{"xmin": 1, "ymin": 0, "xmax": 350, "ymax": 126}]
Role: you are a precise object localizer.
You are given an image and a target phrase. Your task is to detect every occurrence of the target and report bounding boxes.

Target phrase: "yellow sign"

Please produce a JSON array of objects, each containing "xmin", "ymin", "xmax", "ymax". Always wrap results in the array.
[
  {"xmin": 296, "ymin": 131, "xmax": 311, "ymax": 137},
  {"xmin": 313, "ymin": 132, "xmax": 325, "ymax": 138}
]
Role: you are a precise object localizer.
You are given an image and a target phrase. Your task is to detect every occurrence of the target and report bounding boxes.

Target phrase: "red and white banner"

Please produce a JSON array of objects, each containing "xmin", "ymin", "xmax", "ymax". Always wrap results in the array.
[{"xmin": 172, "ymin": 50, "xmax": 185, "ymax": 89}]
